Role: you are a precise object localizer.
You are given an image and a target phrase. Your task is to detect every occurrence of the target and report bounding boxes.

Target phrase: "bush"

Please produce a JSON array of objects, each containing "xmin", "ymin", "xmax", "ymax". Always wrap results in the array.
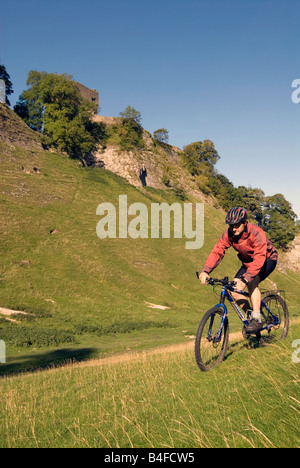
[
  {"xmin": 0, "ymin": 327, "xmax": 77, "ymax": 347},
  {"xmin": 107, "ymin": 118, "xmax": 145, "ymax": 152},
  {"xmin": 74, "ymin": 320, "xmax": 171, "ymax": 336}
]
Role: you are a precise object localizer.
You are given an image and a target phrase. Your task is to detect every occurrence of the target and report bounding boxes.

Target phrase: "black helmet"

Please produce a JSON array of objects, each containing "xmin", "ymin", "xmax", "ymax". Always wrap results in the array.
[{"xmin": 226, "ymin": 207, "xmax": 247, "ymax": 225}]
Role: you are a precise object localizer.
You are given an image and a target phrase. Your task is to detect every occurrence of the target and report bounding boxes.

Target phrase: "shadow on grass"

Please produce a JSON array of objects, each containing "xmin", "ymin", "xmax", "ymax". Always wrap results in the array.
[
  {"xmin": 223, "ymin": 334, "xmax": 278, "ymax": 363},
  {"xmin": 0, "ymin": 347, "xmax": 98, "ymax": 377}
]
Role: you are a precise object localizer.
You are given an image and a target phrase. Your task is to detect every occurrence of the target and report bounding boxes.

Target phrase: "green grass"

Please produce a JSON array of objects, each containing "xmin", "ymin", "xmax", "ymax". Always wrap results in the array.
[{"xmin": 0, "ymin": 323, "xmax": 299, "ymax": 448}]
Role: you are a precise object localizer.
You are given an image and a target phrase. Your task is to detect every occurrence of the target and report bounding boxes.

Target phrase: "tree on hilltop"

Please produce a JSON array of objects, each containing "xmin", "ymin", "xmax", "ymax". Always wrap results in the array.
[
  {"xmin": 262, "ymin": 193, "xmax": 297, "ymax": 249},
  {"xmin": 237, "ymin": 186, "xmax": 265, "ymax": 224},
  {"xmin": 183, "ymin": 140, "xmax": 220, "ymax": 175},
  {"xmin": 119, "ymin": 105, "xmax": 142, "ymax": 124},
  {"xmin": 153, "ymin": 128, "xmax": 169, "ymax": 143},
  {"xmin": 14, "ymin": 71, "xmax": 102, "ymax": 160}
]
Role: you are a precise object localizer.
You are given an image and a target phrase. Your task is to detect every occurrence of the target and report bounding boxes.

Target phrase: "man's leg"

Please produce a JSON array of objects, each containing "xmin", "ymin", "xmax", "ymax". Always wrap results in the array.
[
  {"xmin": 248, "ymin": 278, "xmax": 261, "ymax": 322},
  {"xmin": 232, "ymin": 279, "xmax": 261, "ymax": 319},
  {"xmin": 232, "ymin": 281, "xmax": 251, "ymax": 312},
  {"xmin": 233, "ymin": 260, "xmax": 277, "ymax": 334},
  {"xmin": 232, "ymin": 266, "xmax": 251, "ymax": 312},
  {"xmin": 248, "ymin": 259, "xmax": 277, "ymax": 323}
]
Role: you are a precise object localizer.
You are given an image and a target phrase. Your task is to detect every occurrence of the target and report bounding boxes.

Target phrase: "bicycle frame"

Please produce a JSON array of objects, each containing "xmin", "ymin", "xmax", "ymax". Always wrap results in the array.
[{"xmin": 210, "ymin": 284, "xmax": 281, "ymax": 342}]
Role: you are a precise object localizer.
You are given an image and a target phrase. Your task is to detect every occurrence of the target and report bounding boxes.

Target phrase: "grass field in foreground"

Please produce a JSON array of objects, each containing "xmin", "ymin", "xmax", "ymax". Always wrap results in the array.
[{"xmin": 0, "ymin": 322, "xmax": 299, "ymax": 448}]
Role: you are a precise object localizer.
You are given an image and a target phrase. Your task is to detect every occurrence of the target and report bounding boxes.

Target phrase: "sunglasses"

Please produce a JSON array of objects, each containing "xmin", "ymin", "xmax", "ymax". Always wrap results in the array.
[{"xmin": 229, "ymin": 221, "xmax": 244, "ymax": 230}]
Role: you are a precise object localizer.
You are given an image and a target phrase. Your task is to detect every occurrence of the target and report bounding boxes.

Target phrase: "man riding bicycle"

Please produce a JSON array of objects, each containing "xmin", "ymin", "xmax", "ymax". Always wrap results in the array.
[{"xmin": 199, "ymin": 207, "xmax": 278, "ymax": 334}]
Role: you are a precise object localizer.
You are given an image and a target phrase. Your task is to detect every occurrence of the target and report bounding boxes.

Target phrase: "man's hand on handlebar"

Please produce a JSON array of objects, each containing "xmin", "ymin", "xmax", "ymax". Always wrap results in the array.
[
  {"xmin": 233, "ymin": 278, "xmax": 246, "ymax": 291},
  {"xmin": 199, "ymin": 271, "xmax": 209, "ymax": 285}
]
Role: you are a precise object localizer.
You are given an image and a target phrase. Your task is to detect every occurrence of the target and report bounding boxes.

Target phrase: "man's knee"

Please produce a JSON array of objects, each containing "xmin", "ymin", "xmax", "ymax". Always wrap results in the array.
[
  {"xmin": 247, "ymin": 276, "xmax": 260, "ymax": 295},
  {"xmin": 232, "ymin": 277, "xmax": 244, "ymax": 300},
  {"xmin": 231, "ymin": 277, "xmax": 251, "ymax": 312}
]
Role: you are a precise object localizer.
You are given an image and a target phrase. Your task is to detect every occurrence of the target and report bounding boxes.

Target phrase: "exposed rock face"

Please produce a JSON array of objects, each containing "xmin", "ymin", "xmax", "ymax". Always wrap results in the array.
[
  {"xmin": 89, "ymin": 145, "xmax": 158, "ymax": 187},
  {"xmin": 278, "ymin": 235, "xmax": 300, "ymax": 272},
  {"xmin": 89, "ymin": 145, "xmax": 182, "ymax": 190},
  {"xmin": 87, "ymin": 115, "xmax": 185, "ymax": 190}
]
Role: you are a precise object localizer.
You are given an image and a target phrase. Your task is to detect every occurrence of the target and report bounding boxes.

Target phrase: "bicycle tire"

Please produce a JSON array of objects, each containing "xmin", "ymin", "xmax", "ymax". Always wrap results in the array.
[
  {"xmin": 195, "ymin": 306, "xmax": 229, "ymax": 372},
  {"xmin": 261, "ymin": 293, "xmax": 289, "ymax": 340}
]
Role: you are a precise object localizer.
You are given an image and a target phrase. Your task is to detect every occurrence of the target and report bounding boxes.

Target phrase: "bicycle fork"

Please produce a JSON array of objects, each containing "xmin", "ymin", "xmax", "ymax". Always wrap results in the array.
[
  {"xmin": 206, "ymin": 306, "xmax": 228, "ymax": 343},
  {"xmin": 207, "ymin": 290, "xmax": 230, "ymax": 343}
]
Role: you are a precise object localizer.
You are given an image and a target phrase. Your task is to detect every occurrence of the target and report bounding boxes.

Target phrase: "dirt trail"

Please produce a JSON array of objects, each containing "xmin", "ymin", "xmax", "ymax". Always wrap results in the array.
[
  {"xmin": 70, "ymin": 318, "xmax": 300, "ymax": 370},
  {"xmin": 0, "ymin": 307, "xmax": 30, "ymax": 322},
  {"xmin": 0, "ymin": 307, "xmax": 29, "ymax": 316},
  {"xmin": 70, "ymin": 330, "xmax": 246, "ymax": 370}
]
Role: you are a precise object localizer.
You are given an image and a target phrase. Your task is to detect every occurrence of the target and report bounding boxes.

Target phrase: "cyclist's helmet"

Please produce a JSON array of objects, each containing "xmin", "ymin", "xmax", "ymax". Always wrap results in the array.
[{"xmin": 226, "ymin": 207, "xmax": 247, "ymax": 225}]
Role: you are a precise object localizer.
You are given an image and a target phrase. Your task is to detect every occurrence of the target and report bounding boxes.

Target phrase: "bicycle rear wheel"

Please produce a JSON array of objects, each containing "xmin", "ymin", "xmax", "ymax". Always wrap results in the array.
[
  {"xmin": 261, "ymin": 293, "xmax": 289, "ymax": 340},
  {"xmin": 195, "ymin": 307, "xmax": 229, "ymax": 372}
]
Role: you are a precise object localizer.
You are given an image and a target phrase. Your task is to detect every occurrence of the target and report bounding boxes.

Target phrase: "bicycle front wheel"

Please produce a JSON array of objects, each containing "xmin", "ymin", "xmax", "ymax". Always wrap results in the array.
[{"xmin": 195, "ymin": 307, "xmax": 229, "ymax": 372}]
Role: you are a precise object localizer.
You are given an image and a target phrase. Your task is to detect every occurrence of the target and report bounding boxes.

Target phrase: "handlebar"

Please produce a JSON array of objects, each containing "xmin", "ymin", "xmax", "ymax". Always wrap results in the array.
[
  {"xmin": 207, "ymin": 277, "xmax": 236, "ymax": 288},
  {"xmin": 196, "ymin": 271, "xmax": 236, "ymax": 288}
]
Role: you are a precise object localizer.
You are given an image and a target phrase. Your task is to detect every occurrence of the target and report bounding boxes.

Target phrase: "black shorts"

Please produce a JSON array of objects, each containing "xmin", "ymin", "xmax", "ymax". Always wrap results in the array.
[{"xmin": 235, "ymin": 259, "xmax": 277, "ymax": 285}]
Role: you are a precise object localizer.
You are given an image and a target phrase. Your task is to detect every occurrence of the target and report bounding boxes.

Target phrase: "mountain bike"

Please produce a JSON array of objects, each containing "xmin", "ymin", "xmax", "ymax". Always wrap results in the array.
[{"xmin": 194, "ymin": 273, "xmax": 289, "ymax": 372}]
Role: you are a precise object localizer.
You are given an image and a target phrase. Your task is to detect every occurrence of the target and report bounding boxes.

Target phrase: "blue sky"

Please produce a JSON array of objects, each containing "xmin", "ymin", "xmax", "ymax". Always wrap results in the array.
[{"xmin": 1, "ymin": 0, "xmax": 299, "ymax": 216}]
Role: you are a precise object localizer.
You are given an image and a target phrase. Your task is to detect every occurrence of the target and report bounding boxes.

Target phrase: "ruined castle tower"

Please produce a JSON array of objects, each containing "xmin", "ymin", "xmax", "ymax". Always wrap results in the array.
[{"xmin": 74, "ymin": 82, "xmax": 99, "ymax": 113}]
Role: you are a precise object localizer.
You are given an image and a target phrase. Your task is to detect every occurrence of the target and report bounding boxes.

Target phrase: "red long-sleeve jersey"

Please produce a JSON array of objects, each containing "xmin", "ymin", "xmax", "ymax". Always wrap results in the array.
[{"xmin": 202, "ymin": 223, "xmax": 278, "ymax": 283}]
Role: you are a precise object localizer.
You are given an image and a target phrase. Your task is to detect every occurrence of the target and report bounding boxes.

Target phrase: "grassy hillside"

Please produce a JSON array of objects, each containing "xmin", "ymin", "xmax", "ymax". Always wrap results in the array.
[
  {"xmin": 0, "ymin": 104, "xmax": 299, "ymax": 377},
  {"xmin": 0, "ymin": 103, "xmax": 42, "ymax": 149},
  {"xmin": 0, "ymin": 139, "xmax": 222, "ymax": 371}
]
